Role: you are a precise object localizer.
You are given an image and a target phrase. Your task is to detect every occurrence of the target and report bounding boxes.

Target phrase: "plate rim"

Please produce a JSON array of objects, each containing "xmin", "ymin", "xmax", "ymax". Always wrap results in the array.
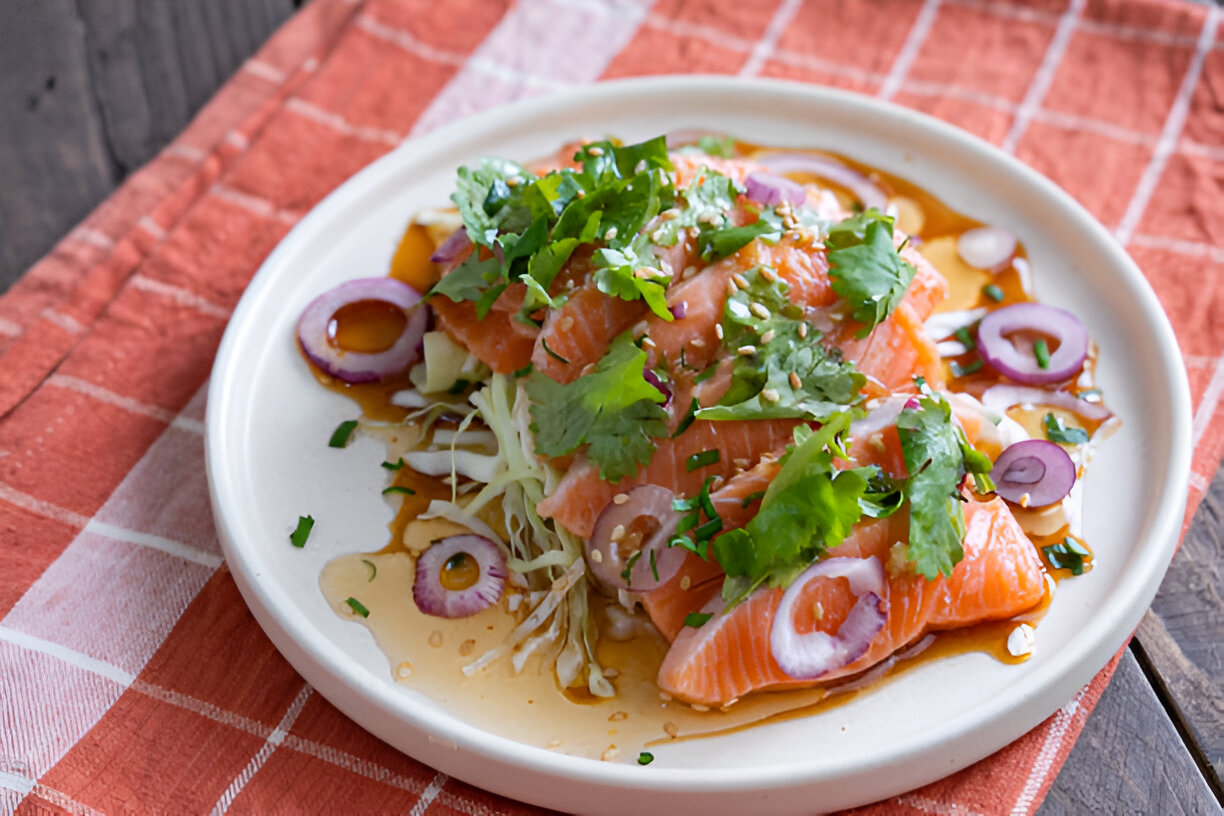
[{"xmin": 205, "ymin": 75, "xmax": 1192, "ymax": 808}]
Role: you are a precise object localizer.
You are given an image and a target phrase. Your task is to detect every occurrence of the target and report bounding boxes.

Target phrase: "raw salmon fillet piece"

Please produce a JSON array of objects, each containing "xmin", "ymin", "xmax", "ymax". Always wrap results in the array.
[{"xmin": 655, "ymin": 498, "xmax": 1046, "ymax": 706}]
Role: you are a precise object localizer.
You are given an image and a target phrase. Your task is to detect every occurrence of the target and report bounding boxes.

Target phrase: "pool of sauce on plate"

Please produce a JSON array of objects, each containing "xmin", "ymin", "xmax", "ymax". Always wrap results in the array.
[{"xmin": 307, "ymin": 140, "xmax": 1104, "ymax": 761}]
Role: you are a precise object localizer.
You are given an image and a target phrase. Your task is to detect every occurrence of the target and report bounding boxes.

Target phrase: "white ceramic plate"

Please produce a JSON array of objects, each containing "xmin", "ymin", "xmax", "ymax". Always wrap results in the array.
[{"xmin": 206, "ymin": 77, "xmax": 1191, "ymax": 814}]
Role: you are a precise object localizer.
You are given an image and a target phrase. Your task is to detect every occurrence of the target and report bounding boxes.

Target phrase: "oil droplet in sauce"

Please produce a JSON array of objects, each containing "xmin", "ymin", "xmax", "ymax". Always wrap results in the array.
[
  {"xmin": 328, "ymin": 299, "xmax": 407, "ymax": 354},
  {"xmin": 440, "ymin": 551, "xmax": 481, "ymax": 591}
]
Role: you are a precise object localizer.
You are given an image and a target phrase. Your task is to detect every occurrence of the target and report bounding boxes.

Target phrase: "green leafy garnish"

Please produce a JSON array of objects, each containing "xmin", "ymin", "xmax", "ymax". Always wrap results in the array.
[
  {"xmin": 328, "ymin": 420, "xmax": 359, "ymax": 448},
  {"xmin": 1042, "ymin": 537, "xmax": 1091, "ymax": 575},
  {"xmin": 381, "ymin": 458, "xmax": 405, "ymax": 471},
  {"xmin": 685, "ymin": 449, "xmax": 720, "ymax": 472},
  {"xmin": 525, "ymin": 333, "xmax": 669, "ymax": 482},
  {"xmin": 344, "ymin": 597, "xmax": 370, "ymax": 618},
  {"xmin": 671, "ymin": 397, "xmax": 700, "ymax": 439},
  {"xmin": 712, "ymin": 414, "xmax": 871, "ymax": 604},
  {"xmin": 683, "ymin": 612, "xmax": 713, "ymax": 628},
  {"xmin": 382, "ymin": 486, "xmax": 416, "ymax": 496},
  {"xmin": 1043, "ymin": 413, "xmax": 1090, "ymax": 445},
  {"xmin": 669, "ymin": 477, "xmax": 722, "ymax": 559},
  {"xmin": 289, "ymin": 515, "xmax": 314, "ymax": 549},
  {"xmin": 637, "ymin": 751, "xmax": 655, "ymax": 766},
  {"xmin": 697, "ymin": 267, "xmax": 864, "ymax": 422},
  {"xmin": 949, "ymin": 359, "xmax": 983, "ymax": 377},
  {"xmin": 826, "ymin": 210, "xmax": 916, "ymax": 337},
  {"xmin": 698, "ymin": 218, "xmax": 781, "ymax": 262},
  {"xmin": 362, "ymin": 559, "xmax": 377, "ymax": 582}
]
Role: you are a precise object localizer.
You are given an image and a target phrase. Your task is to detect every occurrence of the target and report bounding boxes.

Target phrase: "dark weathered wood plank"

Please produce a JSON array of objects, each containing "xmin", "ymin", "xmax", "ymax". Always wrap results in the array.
[
  {"xmin": 1039, "ymin": 646, "xmax": 1219, "ymax": 814},
  {"xmin": 1143, "ymin": 466, "xmax": 1224, "ymax": 787},
  {"xmin": 0, "ymin": 0, "xmax": 118, "ymax": 288},
  {"xmin": 0, "ymin": 0, "xmax": 297, "ymax": 294}
]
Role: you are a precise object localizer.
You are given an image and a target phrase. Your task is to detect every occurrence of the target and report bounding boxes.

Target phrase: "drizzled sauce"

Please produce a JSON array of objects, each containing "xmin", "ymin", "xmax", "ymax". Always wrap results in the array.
[{"xmin": 308, "ymin": 139, "xmax": 1106, "ymax": 761}]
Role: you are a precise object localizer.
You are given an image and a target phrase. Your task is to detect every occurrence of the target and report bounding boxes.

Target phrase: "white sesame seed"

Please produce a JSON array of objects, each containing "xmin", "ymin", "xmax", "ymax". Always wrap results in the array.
[
  {"xmin": 738, "ymin": 345, "xmax": 757, "ymax": 356},
  {"xmin": 635, "ymin": 159, "xmax": 648, "ymax": 174},
  {"xmin": 613, "ymin": 493, "xmax": 630, "ymax": 505},
  {"xmin": 761, "ymin": 388, "xmax": 780, "ymax": 403},
  {"xmin": 604, "ymin": 226, "xmax": 618, "ymax": 240},
  {"xmin": 760, "ymin": 330, "xmax": 775, "ymax": 344},
  {"xmin": 789, "ymin": 372, "xmax": 802, "ymax": 390},
  {"xmin": 798, "ymin": 323, "xmax": 808, "ymax": 339},
  {"xmin": 691, "ymin": 338, "xmax": 705, "ymax": 348},
  {"xmin": 726, "ymin": 279, "xmax": 738, "ymax": 298},
  {"xmin": 590, "ymin": 549, "xmax": 603, "ymax": 563},
  {"xmin": 641, "ymin": 336, "xmax": 656, "ymax": 349},
  {"xmin": 760, "ymin": 267, "xmax": 779, "ymax": 283},
  {"xmin": 750, "ymin": 303, "xmax": 771, "ymax": 319},
  {"xmin": 733, "ymin": 458, "xmax": 749, "ymax": 468},
  {"xmin": 680, "ymin": 576, "xmax": 691, "ymax": 590},
  {"xmin": 715, "ymin": 324, "xmax": 724, "ymax": 340},
  {"xmin": 691, "ymin": 703, "xmax": 710, "ymax": 712},
  {"xmin": 588, "ymin": 146, "xmax": 604, "ymax": 157},
  {"xmin": 732, "ymin": 273, "xmax": 749, "ymax": 290},
  {"xmin": 1019, "ymin": 492, "xmax": 1031, "ymax": 508},
  {"xmin": 610, "ymin": 524, "xmax": 626, "ymax": 542}
]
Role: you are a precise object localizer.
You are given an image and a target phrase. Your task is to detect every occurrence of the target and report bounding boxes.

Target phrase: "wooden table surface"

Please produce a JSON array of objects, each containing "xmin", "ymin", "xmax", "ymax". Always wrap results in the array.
[{"xmin": 1, "ymin": 2, "xmax": 1220, "ymax": 812}]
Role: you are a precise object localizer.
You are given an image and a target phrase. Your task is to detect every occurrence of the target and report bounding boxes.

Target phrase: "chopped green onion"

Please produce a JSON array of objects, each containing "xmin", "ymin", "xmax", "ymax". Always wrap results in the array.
[
  {"xmin": 949, "ymin": 359, "xmax": 984, "ymax": 377},
  {"xmin": 741, "ymin": 490, "xmax": 766, "ymax": 508},
  {"xmin": 685, "ymin": 448, "xmax": 720, "ymax": 472},
  {"xmin": 289, "ymin": 515, "xmax": 314, "ymax": 548},
  {"xmin": 649, "ymin": 549, "xmax": 659, "ymax": 582},
  {"xmin": 1033, "ymin": 339, "xmax": 1050, "ymax": 370},
  {"xmin": 637, "ymin": 751, "xmax": 655, "ymax": 766},
  {"xmin": 983, "ymin": 283, "xmax": 1005, "ymax": 302},
  {"xmin": 362, "ymin": 559, "xmax": 377, "ymax": 582},
  {"xmin": 447, "ymin": 378, "xmax": 472, "ymax": 395},
  {"xmin": 1043, "ymin": 413, "xmax": 1089, "ymax": 445},
  {"xmin": 381, "ymin": 458, "xmax": 405, "ymax": 471},
  {"xmin": 671, "ymin": 397, "xmax": 700, "ymax": 439},
  {"xmin": 953, "ymin": 326, "xmax": 976, "ymax": 351},
  {"xmin": 382, "ymin": 485, "xmax": 416, "ymax": 496},
  {"xmin": 513, "ymin": 361, "xmax": 535, "ymax": 378},
  {"xmin": 1042, "ymin": 538, "xmax": 1091, "ymax": 576},
  {"xmin": 684, "ymin": 612, "xmax": 713, "ymax": 628},
  {"xmin": 621, "ymin": 551, "xmax": 643, "ymax": 583},
  {"xmin": 541, "ymin": 337, "xmax": 570, "ymax": 364},
  {"xmin": 328, "ymin": 419, "xmax": 359, "ymax": 448},
  {"xmin": 345, "ymin": 597, "xmax": 370, "ymax": 617}
]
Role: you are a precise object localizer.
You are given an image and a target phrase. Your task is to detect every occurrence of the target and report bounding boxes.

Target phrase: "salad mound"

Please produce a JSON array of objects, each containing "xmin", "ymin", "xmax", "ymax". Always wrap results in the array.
[{"xmin": 298, "ymin": 134, "xmax": 1112, "ymax": 711}]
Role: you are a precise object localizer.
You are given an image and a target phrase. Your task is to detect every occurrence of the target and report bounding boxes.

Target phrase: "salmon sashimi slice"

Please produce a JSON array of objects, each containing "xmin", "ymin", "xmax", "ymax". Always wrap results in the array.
[
  {"xmin": 656, "ymin": 498, "xmax": 1046, "ymax": 705},
  {"xmin": 530, "ymin": 283, "xmax": 646, "ymax": 383},
  {"xmin": 537, "ymin": 418, "xmax": 797, "ymax": 539},
  {"xmin": 431, "ymin": 283, "xmax": 538, "ymax": 374}
]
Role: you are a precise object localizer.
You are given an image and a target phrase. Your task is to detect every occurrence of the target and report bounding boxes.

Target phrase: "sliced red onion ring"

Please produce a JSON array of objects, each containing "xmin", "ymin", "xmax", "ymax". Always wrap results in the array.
[
  {"xmin": 957, "ymin": 226, "xmax": 1017, "ymax": 270},
  {"xmin": 771, "ymin": 556, "xmax": 887, "ymax": 679},
  {"xmin": 430, "ymin": 228, "xmax": 471, "ymax": 265},
  {"xmin": 586, "ymin": 485, "xmax": 685, "ymax": 592},
  {"xmin": 745, "ymin": 172, "xmax": 807, "ymax": 207},
  {"xmin": 981, "ymin": 384, "xmax": 1112, "ymax": 423},
  {"xmin": 412, "ymin": 534, "xmax": 507, "ymax": 618},
  {"xmin": 977, "ymin": 303, "xmax": 1089, "ymax": 385},
  {"xmin": 756, "ymin": 152, "xmax": 887, "ymax": 211},
  {"xmin": 991, "ymin": 439, "xmax": 1076, "ymax": 507},
  {"xmin": 643, "ymin": 369, "xmax": 672, "ymax": 408},
  {"xmin": 297, "ymin": 277, "xmax": 428, "ymax": 384},
  {"xmin": 669, "ymin": 301, "xmax": 688, "ymax": 320}
]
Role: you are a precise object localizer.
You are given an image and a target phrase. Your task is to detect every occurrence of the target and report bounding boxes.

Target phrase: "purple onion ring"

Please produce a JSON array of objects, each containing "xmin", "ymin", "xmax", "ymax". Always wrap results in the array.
[
  {"xmin": 756, "ymin": 152, "xmax": 888, "ymax": 211},
  {"xmin": 643, "ymin": 369, "xmax": 672, "ymax": 408},
  {"xmin": 770, "ymin": 556, "xmax": 888, "ymax": 679},
  {"xmin": 991, "ymin": 439, "xmax": 1076, "ymax": 507},
  {"xmin": 297, "ymin": 277, "xmax": 428, "ymax": 384},
  {"xmin": 412, "ymin": 534, "xmax": 507, "ymax": 618},
  {"xmin": 430, "ymin": 228, "xmax": 472, "ymax": 265},
  {"xmin": 745, "ymin": 172, "xmax": 807, "ymax": 207},
  {"xmin": 977, "ymin": 302, "xmax": 1089, "ymax": 385},
  {"xmin": 586, "ymin": 485, "xmax": 686, "ymax": 592}
]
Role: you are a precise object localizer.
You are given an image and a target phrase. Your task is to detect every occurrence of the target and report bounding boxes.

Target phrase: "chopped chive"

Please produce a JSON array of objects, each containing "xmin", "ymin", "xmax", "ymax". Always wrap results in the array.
[
  {"xmin": 513, "ymin": 361, "xmax": 535, "ymax": 378},
  {"xmin": 382, "ymin": 485, "xmax": 416, "ymax": 496},
  {"xmin": 649, "ymin": 549, "xmax": 659, "ymax": 582},
  {"xmin": 684, "ymin": 612, "xmax": 713, "ymax": 628},
  {"xmin": 362, "ymin": 558, "xmax": 377, "ymax": 582},
  {"xmin": 671, "ymin": 398, "xmax": 700, "ymax": 439},
  {"xmin": 694, "ymin": 517, "xmax": 723, "ymax": 541},
  {"xmin": 328, "ymin": 419, "xmax": 359, "ymax": 448},
  {"xmin": 741, "ymin": 490, "xmax": 766, "ymax": 508},
  {"xmin": 953, "ymin": 326, "xmax": 977, "ymax": 351},
  {"xmin": 621, "ymin": 551, "xmax": 643, "ymax": 583},
  {"xmin": 949, "ymin": 359, "xmax": 984, "ymax": 377},
  {"xmin": 447, "ymin": 378, "xmax": 471, "ymax": 395},
  {"xmin": 637, "ymin": 751, "xmax": 655, "ymax": 766},
  {"xmin": 679, "ymin": 347, "xmax": 688, "ymax": 370},
  {"xmin": 1033, "ymin": 339, "xmax": 1050, "ymax": 369},
  {"xmin": 1042, "ymin": 537, "xmax": 1091, "ymax": 575},
  {"xmin": 381, "ymin": 458, "xmax": 405, "ymax": 471},
  {"xmin": 983, "ymin": 283, "xmax": 1005, "ymax": 302},
  {"xmin": 289, "ymin": 515, "xmax": 314, "ymax": 548},
  {"xmin": 685, "ymin": 448, "xmax": 720, "ymax": 472},
  {"xmin": 345, "ymin": 597, "xmax": 370, "ymax": 617},
  {"xmin": 541, "ymin": 337, "xmax": 570, "ymax": 364},
  {"xmin": 1043, "ymin": 412, "xmax": 1089, "ymax": 444},
  {"xmin": 698, "ymin": 477, "xmax": 718, "ymax": 520}
]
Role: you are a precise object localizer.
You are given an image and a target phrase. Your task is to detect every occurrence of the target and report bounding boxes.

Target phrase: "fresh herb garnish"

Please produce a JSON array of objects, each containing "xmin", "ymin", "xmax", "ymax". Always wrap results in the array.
[
  {"xmin": 541, "ymin": 337, "xmax": 570, "ymax": 364},
  {"xmin": 685, "ymin": 449, "xmax": 720, "ymax": 472},
  {"xmin": 825, "ymin": 210, "xmax": 916, "ymax": 337},
  {"xmin": 741, "ymin": 490, "xmax": 766, "ymax": 508},
  {"xmin": 382, "ymin": 486, "xmax": 416, "ymax": 496},
  {"xmin": 683, "ymin": 612, "xmax": 713, "ymax": 628},
  {"xmin": 949, "ymin": 359, "xmax": 983, "ymax": 377},
  {"xmin": 713, "ymin": 414, "xmax": 873, "ymax": 604},
  {"xmin": 953, "ymin": 326, "xmax": 977, "ymax": 351},
  {"xmin": 697, "ymin": 267, "xmax": 864, "ymax": 422},
  {"xmin": 344, "ymin": 597, "xmax": 370, "ymax": 618},
  {"xmin": 1042, "ymin": 537, "xmax": 1091, "ymax": 575},
  {"xmin": 289, "ymin": 515, "xmax": 314, "ymax": 548},
  {"xmin": 637, "ymin": 751, "xmax": 656, "ymax": 765},
  {"xmin": 525, "ymin": 333, "xmax": 669, "ymax": 482},
  {"xmin": 1033, "ymin": 339, "xmax": 1050, "ymax": 370},
  {"xmin": 1043, "ymin": 412, "xmax": 1090, "ymax": 445},
  {"xmin": 670, "ymin": 477, "xmax": 723, "ymax": 559},
  {"xmin": 362, "ymin": 558, "xmax": 377, "ymax": 581},
  {"xmin": 328, "ymin": 419, "xmax": 359, "ymax": 448},
  {"xmin": 983, "ymin": 283, "xmax": 1005, "ymax": 302},
  {"xmin": 381, "ymin": 458, "xmax": 405, "ymax": 471},
  {"xmin": 447, "ymin": 378, "xmax": 472, "ymax": 395},
  {"xmin": 621, "ymin": 551, "xmax": 642, "ymax": 582},
  {"xmin": 671, "ymin": 397, "xmax": 700, "ymax": 439}
]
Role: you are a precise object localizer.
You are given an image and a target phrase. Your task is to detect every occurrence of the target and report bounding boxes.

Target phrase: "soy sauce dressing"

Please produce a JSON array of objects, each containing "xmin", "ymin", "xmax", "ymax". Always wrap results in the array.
[{"xmin": 306, "ymin": 140, "xmax": 1107, "ymax": 760}]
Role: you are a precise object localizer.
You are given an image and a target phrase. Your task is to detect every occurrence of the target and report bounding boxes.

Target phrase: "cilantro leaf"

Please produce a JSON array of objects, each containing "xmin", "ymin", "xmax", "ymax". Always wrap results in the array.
[
  {"xmin": 592, "ymin": 234, "xmax": 673, "ymax": 321},
  {"xmin": 826, "ymin": 210, "xmax": 916, "ymax": 338},
  {"xmin": 697, "ymin": 268, "xmax": 864, "ymax": 422},
  {"xmin": 1043, "ymin": 412, "xmax": 1090, "ymax": 445},
  {"xmin": 712, "ymin": 413, "xmax": 869, "ymax": 605},
  {"xmin": 683, "ymin": 612, "xmax": 713, "ymax": 628},
  {"xmin": 525, "ymin": 334, "xmax": 668, "ymax": 482},
  {"xmin": 697, "ymin": 217, "xmax": 781, "ymax": 262},
  {"xmin": 896, "ymin": 393, "xmax": 967, "ymax": 579},
  {"xmin": 451, "ymin": 157, "xmax": 532, "ymax": 247},
  {"xmin": 1042, "ymin": 537, "xmax": 1091, "ymax": 575}
]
